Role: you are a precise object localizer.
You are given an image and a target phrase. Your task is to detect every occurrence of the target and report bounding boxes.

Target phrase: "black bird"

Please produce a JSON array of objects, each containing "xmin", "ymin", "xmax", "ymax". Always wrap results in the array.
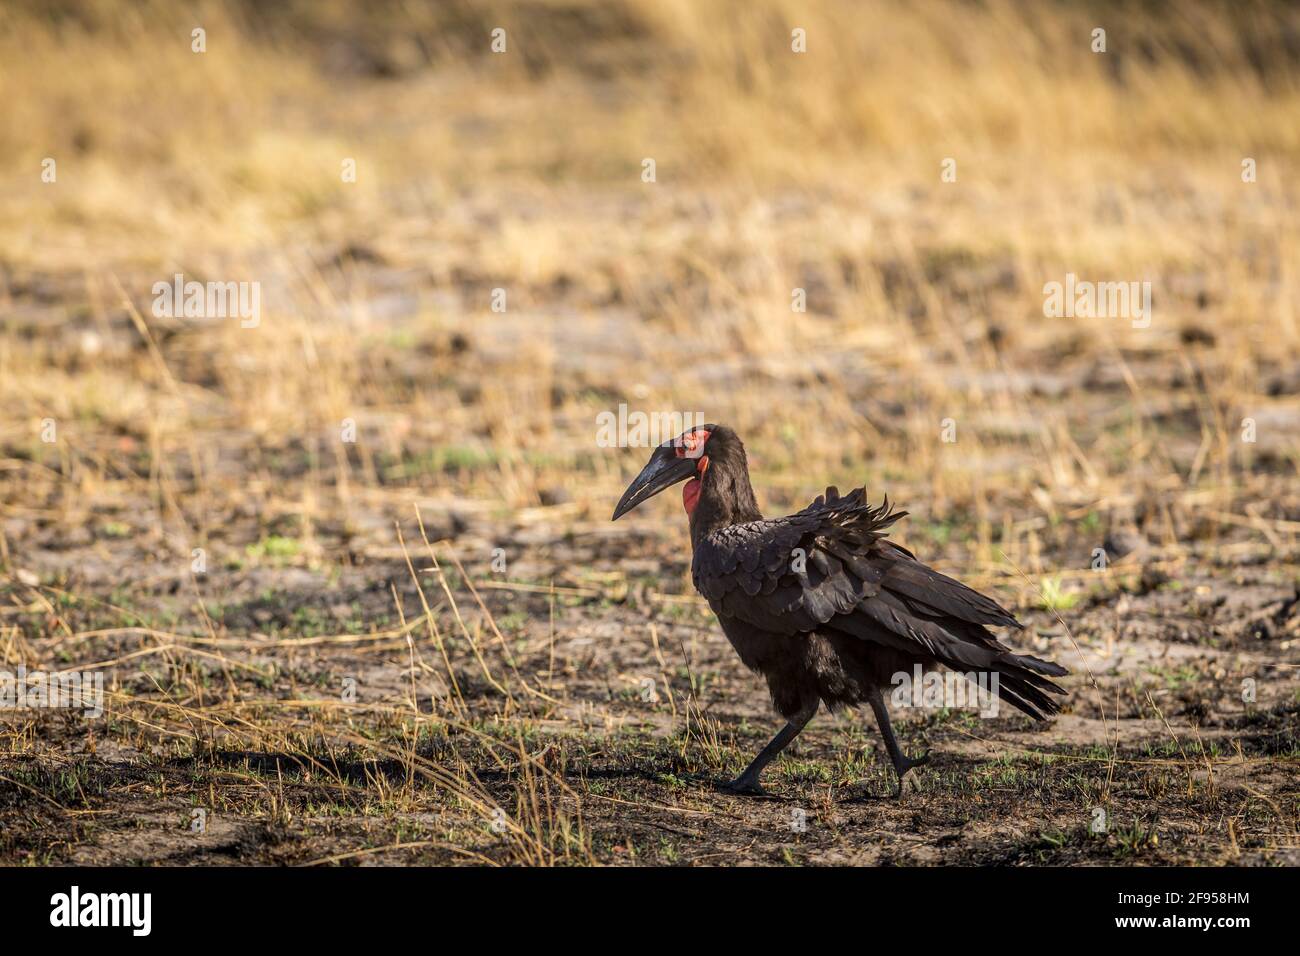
[{"xmin": 612, "ymin": 424, "xmax": 1068, "ymax": 797}]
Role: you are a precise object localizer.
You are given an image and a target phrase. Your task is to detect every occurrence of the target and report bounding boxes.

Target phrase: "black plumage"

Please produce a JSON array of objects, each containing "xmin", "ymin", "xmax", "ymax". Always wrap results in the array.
[{"xmin": 613, "ymin": 424, "xmax": 1068, "ymax": 796}]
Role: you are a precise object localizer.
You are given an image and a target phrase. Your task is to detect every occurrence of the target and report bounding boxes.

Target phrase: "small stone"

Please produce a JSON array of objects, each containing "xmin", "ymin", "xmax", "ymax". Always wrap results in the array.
[{"xmin": 1104, "ymin": 528, "xmax": 1148, "ymax": 560}]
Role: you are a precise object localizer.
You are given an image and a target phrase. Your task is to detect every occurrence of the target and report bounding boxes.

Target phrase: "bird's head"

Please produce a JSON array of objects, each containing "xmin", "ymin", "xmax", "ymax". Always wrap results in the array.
[{"xmin": 611, "ymin": 424, "xmax": 719, "ymax": 521}]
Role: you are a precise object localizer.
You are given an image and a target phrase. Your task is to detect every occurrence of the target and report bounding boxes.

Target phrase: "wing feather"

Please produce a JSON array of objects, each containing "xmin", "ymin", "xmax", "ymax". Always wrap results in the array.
[{"xmin": 692, "ymin": 488, "xmax": 1067, "ymax": 718}]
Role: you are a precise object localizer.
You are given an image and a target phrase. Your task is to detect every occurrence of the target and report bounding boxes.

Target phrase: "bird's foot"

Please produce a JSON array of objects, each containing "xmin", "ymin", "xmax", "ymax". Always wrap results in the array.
[
  {"xmin": 891, "ymin": 751, "xmax": 930, "ymax": 800},
  {"xmin": 900, "ymin": 751, "xmax": 931, "ymax": 773},
  {"xmin": 717, "ymin": 775, "xmax": 767, "ymax": 797}
]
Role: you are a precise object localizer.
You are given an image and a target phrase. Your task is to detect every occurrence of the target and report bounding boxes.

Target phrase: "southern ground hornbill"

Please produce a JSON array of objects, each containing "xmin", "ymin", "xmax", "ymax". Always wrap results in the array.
[{"xmin": 612, "ymin": 424, "xmax": 1068, "ymax": 797}]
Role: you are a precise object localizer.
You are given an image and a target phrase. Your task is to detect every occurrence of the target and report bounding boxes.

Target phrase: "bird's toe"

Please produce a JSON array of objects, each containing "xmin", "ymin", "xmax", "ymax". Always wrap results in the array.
[{"xmin": 717, "ymin": 776, "xmax": 767, "ymax": 797}]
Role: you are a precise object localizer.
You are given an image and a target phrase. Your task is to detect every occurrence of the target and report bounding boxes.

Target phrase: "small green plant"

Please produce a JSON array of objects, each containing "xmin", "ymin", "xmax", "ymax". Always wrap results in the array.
[
  {"xmin": 246, "ymin": 535, "xmax": 301, "ymax": 564},
  {"xmin": 1037, "ymin": 576, "xmax": 1078, "ymax": 612},
  {"xmin": 1113, "ymin": 821, "xmax": 1159, "ymax": 857}
]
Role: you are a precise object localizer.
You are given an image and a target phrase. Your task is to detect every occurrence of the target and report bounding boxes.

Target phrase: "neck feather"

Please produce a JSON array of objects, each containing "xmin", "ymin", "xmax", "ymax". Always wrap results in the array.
[{"xmin": 689, "ymin": 449, "xmax": 761, "ymax": 542}]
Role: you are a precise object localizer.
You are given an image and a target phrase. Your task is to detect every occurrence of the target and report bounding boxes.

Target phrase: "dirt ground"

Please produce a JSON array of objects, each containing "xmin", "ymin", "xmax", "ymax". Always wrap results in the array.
[
  {"xmin": 2, "ymin": 501, "xmax": 1298, "ymax": 866},
  {"xmin": 1, "ymin": 1, "xmax": 1298, "ymax": 866}
]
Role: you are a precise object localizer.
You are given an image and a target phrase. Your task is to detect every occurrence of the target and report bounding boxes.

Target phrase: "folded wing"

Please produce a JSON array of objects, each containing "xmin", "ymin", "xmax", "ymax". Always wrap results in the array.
[{"xmin": 693, "ymin": 487, "xmax": 1067, "ymax": 718}]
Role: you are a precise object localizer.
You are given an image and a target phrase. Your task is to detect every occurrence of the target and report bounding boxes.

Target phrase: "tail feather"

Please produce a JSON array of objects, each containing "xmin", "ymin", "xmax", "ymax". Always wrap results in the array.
[{"xmin": 985, "ymin": 654, "xmax": 1068, "ymax": 720}]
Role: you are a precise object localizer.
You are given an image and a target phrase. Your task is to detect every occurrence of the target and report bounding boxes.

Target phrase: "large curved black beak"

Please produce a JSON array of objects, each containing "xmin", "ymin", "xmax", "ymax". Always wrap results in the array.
[{"xmin": 612, "ymin": 448, "xmax": 698, "ymax": 520}]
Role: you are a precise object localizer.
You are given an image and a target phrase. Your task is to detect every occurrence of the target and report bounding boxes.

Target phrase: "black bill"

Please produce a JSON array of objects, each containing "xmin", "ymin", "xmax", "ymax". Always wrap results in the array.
[{"xmin": 611, "ymin": 447, "xmax": 698, "ymax": 520}]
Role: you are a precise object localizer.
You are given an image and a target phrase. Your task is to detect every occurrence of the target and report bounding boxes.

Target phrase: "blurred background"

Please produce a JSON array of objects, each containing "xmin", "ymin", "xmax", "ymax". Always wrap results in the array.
[
  {"xmin": 0, "ymin": 0, "xmax": 1298, "ymax": 865},
  {"xmin": 2, "ymin": 0, "xmax": 1298, "ymax": 560}
]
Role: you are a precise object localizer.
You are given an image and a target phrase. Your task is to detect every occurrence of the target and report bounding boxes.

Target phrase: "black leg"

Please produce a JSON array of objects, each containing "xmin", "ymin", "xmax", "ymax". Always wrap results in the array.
[
  {"xmin": 866, "ymin": 686, "xmax": 930, "ymax": 799},
  {"xmin": 719, "ymin": 701, "xmax": 818, "ymax": 796}
]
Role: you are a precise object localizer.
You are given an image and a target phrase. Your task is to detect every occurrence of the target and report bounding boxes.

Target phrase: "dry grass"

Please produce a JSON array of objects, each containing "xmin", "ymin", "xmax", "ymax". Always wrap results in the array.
[{"xmin": 0, "ymin": 0, "xmax": 1297, "ymax": 865}]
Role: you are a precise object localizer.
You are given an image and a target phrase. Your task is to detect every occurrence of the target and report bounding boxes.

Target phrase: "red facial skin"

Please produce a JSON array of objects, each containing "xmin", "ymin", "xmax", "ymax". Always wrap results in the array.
[
  {"xmin": 683, "ymin": 476, "xmax": 702, "ymax": 514},
  {"xmin": 676, "ymin": 429, "xmax": 712, "ymax": 515}
]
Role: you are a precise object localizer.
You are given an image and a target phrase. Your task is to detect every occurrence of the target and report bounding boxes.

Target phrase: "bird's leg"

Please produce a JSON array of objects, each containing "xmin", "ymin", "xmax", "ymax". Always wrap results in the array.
[
  {"xmin": 719, "ymin": 701, "xmax": 818, "ymax": 797},
  {"xmin": 865, "ymin": 686, "xmax": 930, "ymax": 799}
]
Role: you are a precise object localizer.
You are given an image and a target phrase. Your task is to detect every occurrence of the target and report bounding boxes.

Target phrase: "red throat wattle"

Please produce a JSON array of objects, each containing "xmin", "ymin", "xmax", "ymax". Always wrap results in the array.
[
  {"xmin": 682, "ymin": 454, "xmax": 709, "ymax": 515},
  {"xmin": 682, "ymin": 478, "xmax": 701, "ymax": 515}
]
